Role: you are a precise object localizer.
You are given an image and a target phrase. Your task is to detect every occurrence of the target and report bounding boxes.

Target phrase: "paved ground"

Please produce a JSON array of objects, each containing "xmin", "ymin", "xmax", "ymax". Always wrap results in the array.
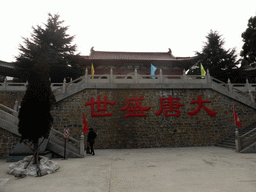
[{"xmin": 0, "ymin": 146, "xmax": 256, "ymax": 192}]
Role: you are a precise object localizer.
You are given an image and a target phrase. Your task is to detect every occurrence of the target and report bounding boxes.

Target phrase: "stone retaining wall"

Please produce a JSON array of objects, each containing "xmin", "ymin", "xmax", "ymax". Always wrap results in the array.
[
  {"xmin": 51, "ymin": 89, "xmax": 256, "ymax": 149},
  {"xmin": 1, "ymin": 89, "xmax": 256, "ymax": 158},
  {"xmin": 0, "ymin": 128, "xmax": 20, "ymax": 158}
]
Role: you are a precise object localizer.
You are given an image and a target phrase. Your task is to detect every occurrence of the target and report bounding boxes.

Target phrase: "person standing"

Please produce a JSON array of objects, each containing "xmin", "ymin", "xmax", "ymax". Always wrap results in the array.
[{"xmin": 87, "ymin": 128, "xmax": 97, "ymax": 155}]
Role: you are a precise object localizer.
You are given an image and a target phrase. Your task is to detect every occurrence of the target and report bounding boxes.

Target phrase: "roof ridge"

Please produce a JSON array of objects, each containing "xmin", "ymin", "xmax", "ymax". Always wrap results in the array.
[{"xmin": 93, "ymin": 50, "xmax": 170, "ymax": 54}]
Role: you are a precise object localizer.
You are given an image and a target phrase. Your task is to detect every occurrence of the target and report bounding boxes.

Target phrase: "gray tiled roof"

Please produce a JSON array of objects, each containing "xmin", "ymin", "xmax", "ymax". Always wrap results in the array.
[
  {"xmin": 0, "ymin": 60, "xmax": 16, "ymax": 69},
  {"xmin": 88, "ymin": 47, "xmax": 192, "ymax": 61}
]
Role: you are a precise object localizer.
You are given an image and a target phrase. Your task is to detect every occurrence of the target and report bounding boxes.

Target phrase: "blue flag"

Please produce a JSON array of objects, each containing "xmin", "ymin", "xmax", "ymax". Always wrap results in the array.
[{"xmin": 150, "ymin": 64, "xmax": 157, "ymax": 79}]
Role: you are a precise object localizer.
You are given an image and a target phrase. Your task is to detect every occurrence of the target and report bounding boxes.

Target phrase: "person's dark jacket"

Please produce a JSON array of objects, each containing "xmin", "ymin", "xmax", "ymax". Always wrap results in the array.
[{"xmin": 87, "ymin": 130, "xmax": 97, "ymax": 142}]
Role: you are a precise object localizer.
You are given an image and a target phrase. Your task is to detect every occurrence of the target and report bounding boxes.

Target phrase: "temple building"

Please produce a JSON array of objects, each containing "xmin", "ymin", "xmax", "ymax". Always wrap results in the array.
[
  {"xmin": 82, "ymin": 47, "xmax": 195, "ymax": 76},
  {"xmin": 0, "ymin": 48, "xmax": 195, "ymax": 81},
  {"xmin": 0, "ymin": 60, "xmax": 19, "ymax": 79}
]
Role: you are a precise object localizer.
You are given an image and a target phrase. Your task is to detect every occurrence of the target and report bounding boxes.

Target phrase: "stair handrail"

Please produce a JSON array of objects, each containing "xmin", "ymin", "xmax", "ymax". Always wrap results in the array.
[
  {"xmin": 210, "ymin": 77, "xmax": 228, "ymax": 89},
  {"xmin": 211, "ymin": 77, "xmax": 251, "ymax": 101},
  {"xmin": 0, "ymin": 103, "xmax": 18, "ymax": 116},
  {"xmin": 232, "ymin": 87, "xmax": 251, "ymax": 99},
  {"xmin": 0, "ymin": 110, "xmax": 18, "ymax": 125},
  {"xmin": 50, "ymin": 128, "xmax": 84, "ymax": 156},
  {"xmin": 239, "ymin": 127, "xmax": 256, "ymax": 151},
  {"xmin": 241, "ymin": 127, "xmax": 256, "ymax": 138},
  {"xmin": 51, "ymin": 128, "xmax": 80, "ymax": 144},
  {"xmin": 0, "ymin": 103, "xmax": 20, "ymax": 136},
  {"xmin": 52, "ymin": 76, "xmax": 84, "ymax": 95}
]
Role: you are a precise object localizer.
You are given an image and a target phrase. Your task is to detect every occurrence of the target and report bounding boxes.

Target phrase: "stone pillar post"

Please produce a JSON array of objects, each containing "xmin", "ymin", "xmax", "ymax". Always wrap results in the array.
[
  {"xmin": 235, "ymin": 128, "xmax": 241, "ymax": 152},
  {"xmin": 249, "ymin": 90, "xmax": 255, "ymax": 103},
  {"xmin": 13, "ymin": 100, "xmax": 19, "ymax": 125},
  {"xmin": 110, "ymin": 68, "xmax": 113, "ymax": 83},
  {"xmin": 134, "ymin": 68, "xmax": 138, "ymax": 83},
  {"xmin": 206, "ymin": 69, "xmax": 211, "ymax": 85},
  {"xmin": 159, "ymin": 68, "xmax": 163, "ymax": 83},
  {"xmin": 62, "ymin": 78, "xmax": 66, "ymax": 93},
  {"xmin": 246, "ymin": 78, "xmax": 250, "ymax": 92},
  {"xmin": 183, "ymin": 69, "xmax": 187, "ymax": 83},
  {"xmin": 3, "ymin": 77, "xmax": 7, "ymax": 90},
  {"xmin": 14, "ymin": 100, "xmax": 19, "ymax": 124},
  {"xmin": 85, "ymin": 68, "xmax": 88, "ymax": 83},
  {"xmin": 14, "ymin": 100, "xmax": 19, "ymax": 112},
  {"xmin": 228, "ymin": 78, "xmax": 233, "ymax": 92},
  {"xmin": 80, "ymin": 134, "xmax": 85, "ymax": 156}
]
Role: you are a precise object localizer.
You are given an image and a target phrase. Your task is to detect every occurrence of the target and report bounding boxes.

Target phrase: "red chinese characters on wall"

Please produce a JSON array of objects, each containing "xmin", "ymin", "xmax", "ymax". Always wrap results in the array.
[
  {"xmin": 155, "ymin": 95, "xmax": 184, "ymax": 117},
  {"xmin": 85, "ymin": 95, "xmax": 216, "ymax": 117},
  {"xmin": 187, "ymin": 95, "xmax": 216, "ymax": 117},
  {"xmin": 120, "ymin": 95, "xmax": 151, "ymax": 117},
  {"xmin": 85, "ymin": 95, "xmax": 115, "ymax": 116}
]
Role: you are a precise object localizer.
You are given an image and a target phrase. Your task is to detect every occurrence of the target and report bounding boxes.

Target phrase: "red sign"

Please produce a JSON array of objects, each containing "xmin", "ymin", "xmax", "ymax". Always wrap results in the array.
[{"xmin": 63, "ymin": 128, "xmax": 70, "ymax": 138}]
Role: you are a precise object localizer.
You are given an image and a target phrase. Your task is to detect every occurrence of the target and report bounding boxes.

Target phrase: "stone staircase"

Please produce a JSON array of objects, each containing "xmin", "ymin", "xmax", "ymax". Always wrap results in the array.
[
  {"xmin": 237, "ymin": 127, "xmax": 256, "ymax": 153},
  {"xmin": 47, "ymin": 129, "xmax": 84, "ymax": 158},
  {"xmin": 210, "ymin": 77, "xmax": 256, "ymax": 109},
  {"xmin": 0, "ymin": 103, "xmax": 84, "ymax": 159},
  {"xmin": 216, "ymin": 122, "xmax": 256, "ymax": 150},
  {"xmin": 0, "ymin": 103, "xmax": 19, "ymax": 136}
]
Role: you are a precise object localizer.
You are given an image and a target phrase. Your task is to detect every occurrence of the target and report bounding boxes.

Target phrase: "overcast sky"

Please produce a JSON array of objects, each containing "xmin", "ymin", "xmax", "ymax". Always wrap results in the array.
[{"xmin": 1, "ymin": 0, "xmax": 256, "ymax": 62}]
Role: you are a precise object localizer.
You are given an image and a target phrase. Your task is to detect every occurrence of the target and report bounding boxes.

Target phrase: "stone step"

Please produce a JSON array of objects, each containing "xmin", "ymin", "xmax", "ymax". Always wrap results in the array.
[
  {"xmin": 218, "ymin": 143, "xmax": 235, "ymax": 148},
  {"xmin": 223, "ymin": 138, "xmax": 235, "ymax": 142},
  {"xmin": 217, "ymin": 139, "xmax": 235, "ymax": 145},
  {"xmin": 49, "ymin": 135, "xmax": 79, "ymax": 154},
  {"xmin": 216, "ymin": 144, "xmax": 236, "ymax": 149},
  {"xmin": 217, "ymin": 123, "xmax": 256, "ymax": 151}
]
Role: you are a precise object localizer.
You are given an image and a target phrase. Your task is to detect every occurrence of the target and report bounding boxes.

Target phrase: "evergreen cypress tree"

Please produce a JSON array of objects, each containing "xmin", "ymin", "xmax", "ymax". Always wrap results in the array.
[
  {"xmin": 18, "ymin": 65, "xmax": 55, "ymax": 165},
  {"xmin": 188, "ymin": 30, "xmax": 238, "ymax": 82},
  {"xmin": 241, "ymin": 15, "xmax": 256, "ymax": 68},
  {"xmin": 15, "ymin": 13, "xmax": 83, "ymax": 82}
]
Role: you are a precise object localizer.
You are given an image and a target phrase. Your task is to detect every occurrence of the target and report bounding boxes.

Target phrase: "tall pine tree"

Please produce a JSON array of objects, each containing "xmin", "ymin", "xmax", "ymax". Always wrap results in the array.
[
  {"xmin": 188, "ymin": 30, "xmax": 238, "ymax": 82},
  {"xmin": 15, "ymin": 13, "xmax": 83, "ymax": 82},
  {"xmin": 241, "ymin": 15, "xmax": 256, "ymax": 68}
]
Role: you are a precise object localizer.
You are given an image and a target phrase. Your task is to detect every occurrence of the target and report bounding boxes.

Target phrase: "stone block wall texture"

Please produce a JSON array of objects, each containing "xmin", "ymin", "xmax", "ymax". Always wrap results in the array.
[
  {"xmin": 0, "ymin": 128, "xmax": 20, "ymax": 158},
  {"xmin": 51, "ymin": 89, "xmax": 256, "ymax": 149},
  {"xmin": 1, "ymin": 89, "xmax": 256, "ymax": 158},
  {"xmin": 0, "ymin": 91, "xmax": 24, "ymax": 108}
]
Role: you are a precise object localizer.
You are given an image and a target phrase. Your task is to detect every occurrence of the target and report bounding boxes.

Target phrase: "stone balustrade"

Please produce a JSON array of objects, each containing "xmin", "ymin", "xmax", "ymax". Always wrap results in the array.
[{"xmin": 0, "ymin": 69, "xmax": 256, "ymax": 93}]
